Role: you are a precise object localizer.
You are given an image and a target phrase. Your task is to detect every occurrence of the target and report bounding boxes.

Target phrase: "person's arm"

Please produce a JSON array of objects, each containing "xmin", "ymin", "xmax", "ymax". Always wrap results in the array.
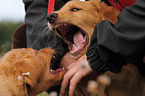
[
  {"xmin": 87, "ymin": 0, "xmax": 145, "ymax": 73},
  {"xmin": 60, "ymin": 0, "xmax": 145, "ymax": 96}
]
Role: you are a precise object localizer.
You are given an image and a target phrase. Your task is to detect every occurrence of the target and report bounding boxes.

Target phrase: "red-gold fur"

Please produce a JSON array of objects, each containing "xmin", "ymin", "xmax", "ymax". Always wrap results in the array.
[
  {"xmin": 0, "ymin": 48, "xmax": 65, "ymax": 96},
  {"xmin": 48, "ymin": 0, "xmax": 120, "ymax": 58}
]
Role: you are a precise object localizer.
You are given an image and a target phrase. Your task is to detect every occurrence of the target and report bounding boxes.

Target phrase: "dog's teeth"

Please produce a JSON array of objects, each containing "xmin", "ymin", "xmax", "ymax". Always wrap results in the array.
[
  {"xmin": 83, "ymin": 36, "xmax": 86, "ymax": 42},
  {"xmin": 53, "ymin": 55, "xmax": 56, "ymax": 58},
  {"xmin": 50, "ymin": 69, "xmax": 54, "ymax": 72}
]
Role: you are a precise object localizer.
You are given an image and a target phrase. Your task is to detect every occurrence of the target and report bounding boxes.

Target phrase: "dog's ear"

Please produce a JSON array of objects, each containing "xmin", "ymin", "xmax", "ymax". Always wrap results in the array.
[
  {"xmin": 15, "ymin": 56, "xmax": 41, "ymax": 89},
  {"xmin": 16, "ymin": 61, "xmax": 36, "ymax": 88},
  {"xmin": 15, "ymin": 48, "xmax": 55, "ymax": 90},
  {"xmin": 93, "ymin": 0, "xmax": 120, "ymax": 24}
]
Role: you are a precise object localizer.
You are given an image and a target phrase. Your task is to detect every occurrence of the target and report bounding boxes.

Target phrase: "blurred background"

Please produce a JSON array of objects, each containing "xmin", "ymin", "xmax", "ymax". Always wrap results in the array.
[
  {"xmin": 0, "ymin": 0, "xmax": 25, "ymax": 55},
  {"xmin": 0, "ymin": 1, "xmax": 50, "ymax": 95}
]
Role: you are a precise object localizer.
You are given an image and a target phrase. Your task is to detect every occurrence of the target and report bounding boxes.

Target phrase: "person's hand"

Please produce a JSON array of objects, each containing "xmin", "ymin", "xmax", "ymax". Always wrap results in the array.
[
  {"xmin": 60, "ymin": 52, "xmax": 77, "ymax": 69},
  {"xmin": 60, "ymin": 55, "xmax": 94, "ymax": 96}
]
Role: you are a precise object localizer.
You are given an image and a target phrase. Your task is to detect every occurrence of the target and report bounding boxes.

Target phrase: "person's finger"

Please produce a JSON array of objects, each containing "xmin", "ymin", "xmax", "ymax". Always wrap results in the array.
[
  {"xmin": 60, "ymin": 67, "xmax": 78, "ymax": 96},
  {"xmin": 69, "ymin": 61, "xmax": 94, "ymax": 96},
  {"xmin": 69, "ymin": 70, "xmax": 85, "ymax": 96},
  {"xmin": 64, "ymin": 86, "xmax": 69, "ymax": 96}
]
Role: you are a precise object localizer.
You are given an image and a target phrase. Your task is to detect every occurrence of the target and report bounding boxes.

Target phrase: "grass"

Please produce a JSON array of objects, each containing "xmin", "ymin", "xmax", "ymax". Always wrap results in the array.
[
  {"xmin": 0, "ymin": 55, "xmax": 2, "ymax": 59},
  {"xmin": 0, "ymin": 44, "xmax": 7, "ymax": 59},
  {"xmin": 37, "ymin": 91, "xmax": 49, "ymax": 96}
]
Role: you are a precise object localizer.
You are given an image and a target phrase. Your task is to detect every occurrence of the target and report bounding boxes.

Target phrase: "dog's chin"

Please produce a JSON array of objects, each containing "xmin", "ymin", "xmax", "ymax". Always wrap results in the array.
[{"xmin": 50, "ymin": 23, "xmax": 89, "ymax": 57}]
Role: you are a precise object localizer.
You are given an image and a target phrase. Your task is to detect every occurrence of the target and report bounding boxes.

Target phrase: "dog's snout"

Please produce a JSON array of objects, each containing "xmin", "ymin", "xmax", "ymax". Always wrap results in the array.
[{"xmin": 47, "ymin": 13, "xmax": 58, "ymax": 24}]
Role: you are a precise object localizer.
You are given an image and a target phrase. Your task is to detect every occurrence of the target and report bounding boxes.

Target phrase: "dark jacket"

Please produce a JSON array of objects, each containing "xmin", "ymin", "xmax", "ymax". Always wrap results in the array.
[{"xmin": 86, "ymin": 0, "xmax": 145, "ymax": 74}]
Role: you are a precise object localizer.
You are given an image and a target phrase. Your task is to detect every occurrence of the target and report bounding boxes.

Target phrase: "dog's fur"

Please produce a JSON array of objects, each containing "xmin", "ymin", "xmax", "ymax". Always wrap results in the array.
[
  {"xmin": 48, "ymin": 0, "xmax": 120, "ymax": 58},
  {"xmin": 48, "ymin": 0, "xmax": 145, "ymax": 96},
  {"xmin": 0, "ymin": 48, "xmax": 65, "ymax": 96}
]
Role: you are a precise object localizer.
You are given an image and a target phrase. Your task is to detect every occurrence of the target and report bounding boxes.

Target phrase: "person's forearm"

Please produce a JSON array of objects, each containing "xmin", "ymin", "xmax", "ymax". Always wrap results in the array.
[{"xmin": 87, "ymin": 0, "xmax": 145, "ymax": 73}]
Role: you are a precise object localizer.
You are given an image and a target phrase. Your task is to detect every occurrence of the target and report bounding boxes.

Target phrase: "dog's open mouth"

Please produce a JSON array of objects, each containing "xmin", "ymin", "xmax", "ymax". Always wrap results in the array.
[
  {"xmin": 54, "ymin": 23, "xmax": 89, "ymax": 56},
  {"xmin": 50, "ymin": 54, "xmax": 65, "ymax": 74}
]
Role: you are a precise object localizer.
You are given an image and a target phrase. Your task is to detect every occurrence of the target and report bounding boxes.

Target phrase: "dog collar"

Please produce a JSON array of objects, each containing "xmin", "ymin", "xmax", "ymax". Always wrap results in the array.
[{"xmin": 47, "ymin": 0, "xmax": 55, "ymax": 14}]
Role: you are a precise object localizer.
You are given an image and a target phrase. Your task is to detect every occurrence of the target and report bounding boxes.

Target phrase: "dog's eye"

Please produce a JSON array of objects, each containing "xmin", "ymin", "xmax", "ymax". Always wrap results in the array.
[{"xmin": 71, "ymin": 8, "xmax": 81, "ymax": 12}]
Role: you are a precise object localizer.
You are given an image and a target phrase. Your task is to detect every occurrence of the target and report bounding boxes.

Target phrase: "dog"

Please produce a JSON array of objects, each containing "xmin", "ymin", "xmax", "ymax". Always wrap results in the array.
[
  {"xmin": 47, "ymin": 0, "xmax": 120, "ymax": 58},
  {"xmin": 0, "ymin": 48, "xmax": 65, "ymax": 96},
  {"xmin": 47, "ymin": 0, "xmax": 145, "ymax": 96}
]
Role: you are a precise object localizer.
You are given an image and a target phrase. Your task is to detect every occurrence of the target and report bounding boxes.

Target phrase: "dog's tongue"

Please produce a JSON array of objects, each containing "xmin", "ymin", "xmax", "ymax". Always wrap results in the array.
[
  {"xmin": 74, "ymin": 31, "xmax": 85, "ymax": 45},
  {"xmin": 71, "ymin": 31, "xmax": 86, "ymax": 54}
]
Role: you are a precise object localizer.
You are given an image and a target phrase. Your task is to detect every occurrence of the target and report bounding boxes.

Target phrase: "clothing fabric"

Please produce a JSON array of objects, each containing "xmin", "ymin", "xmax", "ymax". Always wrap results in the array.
[
  {"xmin": 23, "ymin": 0, "xmax": 69, "ymax": 68},
  {"xmin": 86, "ymin": 0, "xmax": 145, "ymax": 74},
  {"xmin": 107, "ymin": 0, "xmax": 136, "ymax": 10}
]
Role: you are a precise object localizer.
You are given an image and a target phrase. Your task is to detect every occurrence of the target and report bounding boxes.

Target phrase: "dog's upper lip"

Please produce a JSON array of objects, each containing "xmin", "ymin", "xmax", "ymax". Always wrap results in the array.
[{"xmin": 53, "ymin": 23, "xmax": 89, "ymax": 56}]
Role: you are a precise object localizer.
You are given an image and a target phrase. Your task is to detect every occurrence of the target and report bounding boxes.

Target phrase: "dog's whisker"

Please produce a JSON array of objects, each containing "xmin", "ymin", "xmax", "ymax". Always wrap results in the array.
[{"xmin": 44, "ymin": 32, "xmax": 57, "ymax": 48}]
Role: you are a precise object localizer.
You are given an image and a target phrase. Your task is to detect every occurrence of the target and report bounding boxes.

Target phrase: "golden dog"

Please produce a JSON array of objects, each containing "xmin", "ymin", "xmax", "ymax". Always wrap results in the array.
[
  {"xmin": 48, "ymin": 0, "xmax": 120, "ymax": 57},
  {"xmin": 48, "ymin": 0, "xmax": 145, "ymax": 96},
  {"xmin": 0, "ymin": 48, "xmax": 65, "ymax": 96}
]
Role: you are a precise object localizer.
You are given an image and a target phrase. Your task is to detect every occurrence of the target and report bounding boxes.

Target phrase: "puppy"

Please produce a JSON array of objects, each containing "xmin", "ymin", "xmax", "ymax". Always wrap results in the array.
[
  {"xmin": 48, "ymin": 0, "xmax": 145, "ymax": 96},
  {"xmin": 0, "ymin": 48, "xmax": 65, "ymax": 96}
]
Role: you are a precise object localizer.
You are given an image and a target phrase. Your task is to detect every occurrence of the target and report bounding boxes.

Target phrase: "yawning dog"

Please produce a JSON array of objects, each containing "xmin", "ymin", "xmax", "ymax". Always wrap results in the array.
[
  {"xmin": 48, "ymin": 0, "xmax": 120, "ymax": 57},
  {"xmin": 47, "ymin": 0, "xmax": 145, "ymax": 96},
  {"xmin": 0, "ymin": 48, "xmax": 65, "ymax": 96}
]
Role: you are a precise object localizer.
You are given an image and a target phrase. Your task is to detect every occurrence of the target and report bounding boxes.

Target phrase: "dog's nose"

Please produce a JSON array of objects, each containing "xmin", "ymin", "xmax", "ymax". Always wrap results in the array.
[{"xmin": 47, "ymin": 13, "xmax": 58, "ymax": 24}]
